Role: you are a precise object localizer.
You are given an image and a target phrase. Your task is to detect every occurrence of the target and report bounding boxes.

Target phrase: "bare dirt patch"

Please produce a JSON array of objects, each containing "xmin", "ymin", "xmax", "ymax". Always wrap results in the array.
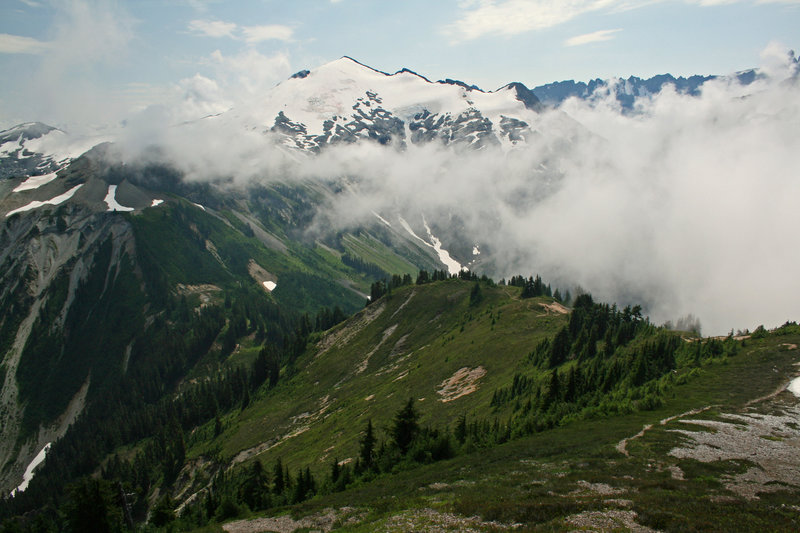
[
  {"xmin": 232, "ymin": 396, "xmax": 333, "ymax": 467},
  {"xmin": 175, "ymin": 283, "xmax": 222, "ymax": 306},
  {"xmin": 247, "ymin": 259, "xmax": 276, "ymax": 291},
  {"xmin": 389, "ymin": 333, "xmax": 410, "ymax": 358},
  {"xmin": 437, "ymin": 367, "xmax": 487, "ymax": 403},
  {"xmin": 538, "ymin": 301, "xmax": 569, "ymax": 315}
]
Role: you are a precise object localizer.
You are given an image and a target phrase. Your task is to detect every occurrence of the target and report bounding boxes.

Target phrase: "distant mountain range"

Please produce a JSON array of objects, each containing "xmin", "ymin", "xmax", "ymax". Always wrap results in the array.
[{"xmin": 530, "ymin": 71, "xmax": 758, "ymax": 109}]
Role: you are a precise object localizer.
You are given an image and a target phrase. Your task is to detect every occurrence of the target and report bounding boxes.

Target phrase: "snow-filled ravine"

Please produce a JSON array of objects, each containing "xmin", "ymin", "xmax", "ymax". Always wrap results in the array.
[
  {"xmin": 104, "ymin": 185, "xmax": 134, "ymax": 212},
  {"xmin": 398, "ymin": 216, "xmax": 463, "ymax": 275},
  {"xmin": 10, "ymin": 443, "xmax": 51, "ymax": 497}
]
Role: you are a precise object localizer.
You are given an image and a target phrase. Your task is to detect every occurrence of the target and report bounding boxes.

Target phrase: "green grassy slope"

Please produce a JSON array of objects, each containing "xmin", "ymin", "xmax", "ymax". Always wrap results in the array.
[
  {"xmin": 195, "ymin": 281, "xmax": 567, "ymax": 468},
  {"xmin": 176, "ymin": 278, "xmax": 800, "ymax": 532},
  {"xmin": 270, "ymin": 328, "xmax": 800, "ymax": 532}
]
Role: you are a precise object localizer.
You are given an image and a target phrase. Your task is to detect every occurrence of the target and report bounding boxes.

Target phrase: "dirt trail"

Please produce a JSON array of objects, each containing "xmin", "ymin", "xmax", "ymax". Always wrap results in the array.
[
  {"xmin": 356, "ymin": 324, "xmax": 397, "ymax": 374},
  {"xmin": 391, "ymin": 289, "xmax": 416, "ymax": 319},
  {"xmin": 615, "ymin": 406, "xmax": 714, "ymax": 457},
  {"xmin": 316, "ymin": 302, "xmax": 385, "ymax": 358}
]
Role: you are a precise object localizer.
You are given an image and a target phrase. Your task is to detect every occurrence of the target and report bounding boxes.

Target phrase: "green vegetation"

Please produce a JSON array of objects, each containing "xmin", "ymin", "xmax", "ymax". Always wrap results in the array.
[
  {"xmin": 340, "ymin": 232, "xmax": 418, "ymax": 278},
  {"xmin": 2, "ymin": 258, "xmax": 799, "ymax": 532},
  {"xmin": 17, "ymin": 240, "xmax": 147, "ymax": 436}
]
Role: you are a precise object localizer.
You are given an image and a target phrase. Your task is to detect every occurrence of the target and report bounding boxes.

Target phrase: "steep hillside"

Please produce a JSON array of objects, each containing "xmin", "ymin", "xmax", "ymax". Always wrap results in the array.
[
  {"xmin": 0, "ymin": 151, "xmax": 425, "ymax": 493},
  {"xmin": 1, "ymin": 270, "xmax": 799, "ymax": 531},
  {"xmin": 202, "ymin": 289, "xmax": 800, "ymax": 532},
  {"xmin": 198, "ymin": 279, "xmax": 567, "ymax": 470}
]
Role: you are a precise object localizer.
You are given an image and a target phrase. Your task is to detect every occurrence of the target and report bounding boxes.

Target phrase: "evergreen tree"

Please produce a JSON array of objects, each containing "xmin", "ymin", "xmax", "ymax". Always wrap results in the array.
[
  {"xmin": 359, "ymin": 419, "xmax": 376, "ymax": 470},
  {"xmin": 272, "ymin": 458, "xmax": 285, "ymax": 495},
  {"xmin": 469, "ymin": 282, "xmax": 483, "ymax": 306},
  {"xmin": 392, "ymin": 398, "xmax": 419, "ymax": 454},
  {"xmin": 239, "ymin": 460, "xmax": 271, "ymax": 511},
  {"xmin": 63, "ymin": 479, "xmax": 124, "ymax": 533}
]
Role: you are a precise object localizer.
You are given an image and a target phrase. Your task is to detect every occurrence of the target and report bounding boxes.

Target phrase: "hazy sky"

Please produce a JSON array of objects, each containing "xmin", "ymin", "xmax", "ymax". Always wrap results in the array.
[{"xmin": 1, "ymin": 0, "xmax": 798, "ymax": 129}]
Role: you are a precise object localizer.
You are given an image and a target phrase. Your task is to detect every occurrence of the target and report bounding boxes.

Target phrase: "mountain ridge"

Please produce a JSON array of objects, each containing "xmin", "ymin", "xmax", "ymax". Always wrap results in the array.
[{"xmin": 1, "ymin": 55, "xmax": 799, "ymax": 531}]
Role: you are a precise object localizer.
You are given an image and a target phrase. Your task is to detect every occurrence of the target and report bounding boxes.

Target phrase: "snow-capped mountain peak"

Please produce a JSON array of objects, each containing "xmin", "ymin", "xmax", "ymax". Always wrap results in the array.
[{"xmin": 263, "ymin": 56, "xmax": 541, "ymax": 152}]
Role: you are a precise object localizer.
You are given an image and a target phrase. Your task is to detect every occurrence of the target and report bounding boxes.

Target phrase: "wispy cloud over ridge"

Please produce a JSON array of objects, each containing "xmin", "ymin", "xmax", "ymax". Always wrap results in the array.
[{"xmin": 114, "ymin": 44, "xmax": 800, "ymax": 335}]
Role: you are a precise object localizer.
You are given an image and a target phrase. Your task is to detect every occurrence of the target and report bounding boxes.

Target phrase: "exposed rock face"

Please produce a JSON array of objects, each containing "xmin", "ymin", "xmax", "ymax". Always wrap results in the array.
[{"xmin": 0, "ymin": 201, "xmax": 138, "ymax": 491}]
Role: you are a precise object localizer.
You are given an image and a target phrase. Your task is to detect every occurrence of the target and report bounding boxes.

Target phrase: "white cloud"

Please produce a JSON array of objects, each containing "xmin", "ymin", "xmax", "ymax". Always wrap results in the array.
[
  {"xmin": 188, "ymin": 19, "xmax": 237, "ymax": 38},
  {"xmin": 119, "ymin": 47, "xmax": 292, "ymax": 161},
  {"xmin": 241, "ymin": 25, "xmax": 294, "ymax": 43},
  {"xmin": 687, "ymin": 0, "xmax": 800, "ymax": 5},
  {"xmin": 444, "ymin": 0, "xmax": 621, "ymax": 42},
  {"xmin": 0, "ymin": 33, "xmax": 49, "ymax": 54},
  {"xmin": 188, "ymin": 20, "xmax": 293, "ymax": 43},
  {"xmin": 25, "ymin": 0, "xmax": 136, "ymax": 131},
  {"xmin": 19, "ymin": 0, "xmax": 43, "ymax": 7},
  {"xmin": 208, "ymin": 48, "xmax": 292, "ymax": 95},
  {"xmin": 565, "ymin": 28, "xmax": 622, "ymax": 46},
  {"xmin": 445, "ymin": 0, "xmax": 800, "ymax": 42},
  {"xmin": 301, "ymin": 63, "xmax": 800, "ymax": 334},
  {"xmin": 110, "ymin": 43, "xmax": 800, "ymax": 335}
]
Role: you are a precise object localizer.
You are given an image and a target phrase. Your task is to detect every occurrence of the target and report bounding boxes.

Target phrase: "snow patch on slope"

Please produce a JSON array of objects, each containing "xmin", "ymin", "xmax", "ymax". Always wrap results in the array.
[
  {"xmin": 12, "ymin": 172, "xmax": 59, "ymax": 192},
  {"xmin": 9, "ymin": 443, "xmax": 51, "ymax": 496},
  {"xmin": 103, "ymin": 185, "xmax": 134, "ymax": 212},
  {"xmin": 5, "ymin": 184, "xmax": 83, "ymax": 217},
  {"xmin": 788, "ymin": 376, "xmax": 800, "ymax": 398}
]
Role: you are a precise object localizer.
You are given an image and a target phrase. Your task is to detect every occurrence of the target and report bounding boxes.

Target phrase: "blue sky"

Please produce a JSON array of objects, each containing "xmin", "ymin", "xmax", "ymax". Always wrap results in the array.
[{"xmin": 1, "ymin": 0, "xmax": 798, "ymax": 129}]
